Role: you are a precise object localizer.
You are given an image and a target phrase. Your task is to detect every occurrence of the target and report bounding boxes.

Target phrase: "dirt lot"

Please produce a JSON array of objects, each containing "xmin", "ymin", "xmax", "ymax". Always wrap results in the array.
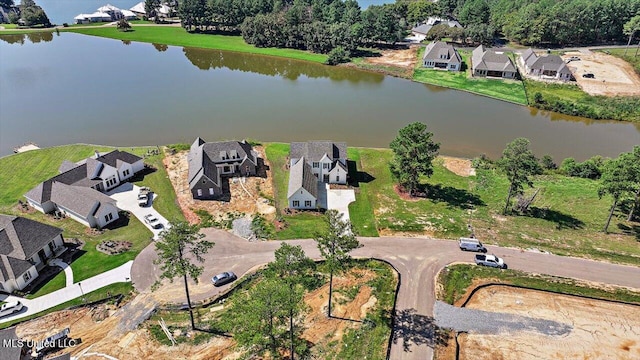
[
  {"xmin": 440, "ymin": 156, "xmax": 475, "ymax": 177},
  {"xmin": 363, "ymin": 47, "xmax": 419, "ymax": 69},
  {"xmin": 563, "ymin": 51, "xmax": 640, "ymax": 96},
  {"xmin": 163, "ymin": 146, "xmax": 276, "ymax": 224},
  {"xmin": 458, "ymin": 286, "xmax": 640, "ymax": 360}
]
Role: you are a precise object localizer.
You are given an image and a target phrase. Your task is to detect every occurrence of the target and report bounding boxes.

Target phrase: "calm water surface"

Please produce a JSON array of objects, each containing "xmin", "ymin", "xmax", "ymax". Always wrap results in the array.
[
  {"xmin": 1, "ymin": 32, "xmax": 639, "ymax": 160},
  {"xmin": 29, "ymin": 0, "xmax": 393, "ymax": 25}
]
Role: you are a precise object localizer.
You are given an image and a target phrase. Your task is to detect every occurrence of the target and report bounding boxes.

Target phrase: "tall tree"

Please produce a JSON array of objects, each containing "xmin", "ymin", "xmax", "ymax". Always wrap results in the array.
[
  {"xmin": 623, "ymin": 146, "xmax": 640, "ymax": 221},
  {"xmin": 154, "ymin": 221, "xmax": 214, "ymax": 329},
  {"xmin": 497, "ymin": 138, "xmax": 541, "ymax": 215},
  {"xmin": 267, "ymin": 243, "xmax": 313, "ymax": 359},
  {"xmin": 598, "ymin": 157, "xmax": 635, "ymax": 233},
  {"xmin": 389, "ymin": 122, "xmax": 440, "ymax": 197},
  {"xmin": 624, "ymin": 15, "xmax": 640, "ymax": 56},
  {"xmin": 145, "ymin": 0, "xmax": 161, "ymax": 20},
  {"xmin": 314, "ymin": 209, "xmax": 360, "ymax": 318}
]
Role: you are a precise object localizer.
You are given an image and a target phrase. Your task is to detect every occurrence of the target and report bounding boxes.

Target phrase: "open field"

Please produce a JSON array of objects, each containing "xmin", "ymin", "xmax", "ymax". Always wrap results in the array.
[
  {"xmin": 562, "ymin": 51, "xmax": 640, "ymax": 96},
  {"xmin": 459, "ymin": 286, "xmax": 640, "ymax": 360},
  {"xmin": 413, "ymin": 49, "xmax": 528, "ymax": 105},
  {"xmin": 603, "ymin": 48, "xmax": 640, "ymax": 74},
  {"xmin": 65, "ymin": 26, "xmax": 328, "ymax": 63}
]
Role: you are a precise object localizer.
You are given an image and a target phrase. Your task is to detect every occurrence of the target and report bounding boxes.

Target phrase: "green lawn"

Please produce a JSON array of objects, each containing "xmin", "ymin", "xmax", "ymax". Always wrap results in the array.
[
  {"xmin": 0, "ymin": 282, "xmax": 133, "ymax": 329},
  {"xmin": 352, "ymin": 147, "xmax": 640, "ymax": 265},
  {"xmin": 0, "ymin": 144, "xmax": 182, "ymax": 284},
  {"xmin": 439, "ymin": 264, "xmax": 640, "ymax": 305},
  {"xmin": 25, "ymin": 271, "xmax": 66, "ymax": 299},
  {"xmin": 347, "ymin": 148, "xmax": 379, "ymax": 237},
  {"xmin": 413, "ymin": 49, "xmax": 528, "ymax": 105},
  {"xmin": 65, "ymin": 26, "xmax": 328, "ymax": 63}
]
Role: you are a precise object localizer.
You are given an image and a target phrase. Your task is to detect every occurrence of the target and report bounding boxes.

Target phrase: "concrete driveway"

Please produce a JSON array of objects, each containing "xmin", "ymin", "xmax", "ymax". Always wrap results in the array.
[
  {"xmin": 107, "ymin": 183, "xmax": 170, "ymax": 240},
  {"xmin": 131, "ymin": 231, "xmax": 640, "ymax": 360},
  {"xmin": 327, "ymin": 187, "xmax": 356, "ymax": 222}
]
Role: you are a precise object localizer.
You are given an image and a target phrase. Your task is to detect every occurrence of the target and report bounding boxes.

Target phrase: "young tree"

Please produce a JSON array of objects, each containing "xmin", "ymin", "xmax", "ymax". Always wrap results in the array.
[
  {"xmin": 267, "ymin": 243, "xmax": 313, "ymax": 359},
  {"xmin": 116, "ymin": 18, "xmax": 131, "ymax": 32},
  {"xmin": 498, "ymin": 138, "xmax": 541, "ymax": 214},
  {"xmin": 314, "ymin": 209, "xmax": 360, "ymax": 318},
  {"xmin": 145, "ymin": 0, "xmax": 160, "ymax": 20},
  {"xmin": 622, "ymin": 146, "xmax": 640, "ymax": 221},
  {"xmin": 389, "ymin": 122, "xmax": 440, "ymax": 197},
  {"xmin": 598, "ymin": 156, "xmax": 635, "ymax": 233},
  {"xmin": 154, "ymin": 221, "xmax": 214, "ymax": 329},
  {"xmin": 623, "ymin": 15, "xmax": 640, "ymax": 56}
]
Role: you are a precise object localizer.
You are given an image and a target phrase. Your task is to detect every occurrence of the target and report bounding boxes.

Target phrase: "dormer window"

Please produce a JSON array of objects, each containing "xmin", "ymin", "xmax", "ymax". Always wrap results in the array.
[{"xmin": 220, "ymin": 151, "xmax": 227, "ymax": 160}]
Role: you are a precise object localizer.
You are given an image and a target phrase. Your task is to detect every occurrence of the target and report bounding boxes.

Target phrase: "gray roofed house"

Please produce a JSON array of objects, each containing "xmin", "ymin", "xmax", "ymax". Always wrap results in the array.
[
  {"xmin": 422, "ymin": 41, "xmax": 462, "ymax": 71},
  {"xmin": 471, "ymin": 45, "xmax": 517, "ymax": 79},
  {"xmin": 521, "ymin": 48, "xmax": 573, "ymax": 81},
  {"xmin": 287, "ymin": 157, "xmax": 318, "ymax": 210},
  {"xmin": 0, "ymin": 215, "xmax": 65, "ymax": 293},
  {"xmin": 410, "ymin": 16, "xmax": 463, "ymax": 41},
  {"xmin": 24, "ymin": 150, "xmax": 144, "ymax": 228},
  {"xmin": 290, "ymin": 141, "xmax": 348, "ymax": 185},
  {"xmin": 188, "ymin": 138, "xmax": 259, "ymax": 200},
  {"xmin": 0, "ymin": 327, "xmax": 24, "ymax": 360}
]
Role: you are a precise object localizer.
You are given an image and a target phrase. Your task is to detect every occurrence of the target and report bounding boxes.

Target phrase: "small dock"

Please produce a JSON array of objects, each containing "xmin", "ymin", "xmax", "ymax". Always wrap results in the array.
[{"xmin": 13, "ymin": 142, "xmax": 40, "ymax": 153}]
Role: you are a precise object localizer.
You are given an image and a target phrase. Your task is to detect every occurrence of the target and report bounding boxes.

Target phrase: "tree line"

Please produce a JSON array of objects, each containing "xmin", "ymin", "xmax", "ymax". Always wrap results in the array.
[{"xmin": 1, "ymin": 0, "xmax": 50, "ymax": 27}]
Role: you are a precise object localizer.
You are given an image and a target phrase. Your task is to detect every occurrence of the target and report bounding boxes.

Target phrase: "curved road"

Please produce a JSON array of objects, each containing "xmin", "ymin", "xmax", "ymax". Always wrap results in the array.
[{"xmin": 131, "ymin": 229, "xmax": 640, "ymax": 360}]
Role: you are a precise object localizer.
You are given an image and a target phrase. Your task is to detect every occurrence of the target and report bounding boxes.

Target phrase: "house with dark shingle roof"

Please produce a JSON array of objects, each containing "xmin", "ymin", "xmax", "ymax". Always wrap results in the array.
[
  {"xmin": 188, "ymin": 138, "xmax": 259, "ymax": 200},
  {"xmin": 422, "ymin": 41, "xmax": 461, "ymax": 71},
  {"xmin": 289, "ymin": 141, "xmax": 347, "ymax": 185},
  {"xmin": 471, "ymin": 45, "xmax": 517, "ymax": 79},
  {"xmin": 287, "ymin": 157, "xmax": 318, "ymax": 210},
  {"xmin": 521, "ymin": 48, "xmax": 573, "ymax": 81},
  {"xmin": 24, "ymin": 150, "xmax": 143, "ymax": 228},
  {"xmin": 410, "ymin": 17, "xmax": 463, "ymax": 41},
  {"xmin": 0, "ymin": 215, "xmax": 65, "ymax": 293}
]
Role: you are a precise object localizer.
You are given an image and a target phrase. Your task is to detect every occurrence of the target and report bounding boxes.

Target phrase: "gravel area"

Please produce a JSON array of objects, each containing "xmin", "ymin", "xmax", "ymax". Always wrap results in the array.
[
  {"xmin": 232, "ymin": 217, "xmax": 255, "ymax": 241},
  {"xmin": 434, "ymin": 301, "xmax": 572, "ymax": 336}
]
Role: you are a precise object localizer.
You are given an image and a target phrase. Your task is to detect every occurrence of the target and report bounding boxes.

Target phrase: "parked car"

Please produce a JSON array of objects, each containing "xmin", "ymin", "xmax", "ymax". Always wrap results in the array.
[
  {"xmin": 143, "ymin": 214, "xmax": 162, "ymax": 229},
  {"xmin": 475, "ymin": 254, "xmax": 507, "ymax": 269},
  {"xmin": 212, "ymin": 271, "xmax": 237, "ymax": 287},
  {"xmin": 582, "ymin": 73, "xmax": 595, "ymax": 79},
  {"xmin": 138, "ymin": 186, "xmax": 151, "ymax": 207},
  {"xmin": 459, "ymin": 237, "xmax": 487, "ymax": 252},
  {"xmin": 569, "ymin": 56, "xmax": 580, "ymax": 61},
  {"xmin": 0, "ymin": 301, "xmax": 24, "ymax": 318}
]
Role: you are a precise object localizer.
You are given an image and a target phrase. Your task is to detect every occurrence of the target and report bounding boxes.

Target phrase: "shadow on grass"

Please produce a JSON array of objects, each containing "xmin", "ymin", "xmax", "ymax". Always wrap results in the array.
[
  {"xmin": 617, "ymin": 223, "xmax": 640, "ymax": 241},
  {"xmin": 525, "ymin": 207, "xmax": 585, "ymax": 230},
  {"xmin": 347, "ymin": 160, "xmax": 375, "ymax": 188},
  {"xmin": 103, "ymin": 211, "xmax": 131, "ymax": 230},
  {"xmin": 391, "ymin": 308, "xmax": 448, "ymax": 352},
  {"xmin": 419, "ymin": 183, "xmax": 485, "ymax": 209}
]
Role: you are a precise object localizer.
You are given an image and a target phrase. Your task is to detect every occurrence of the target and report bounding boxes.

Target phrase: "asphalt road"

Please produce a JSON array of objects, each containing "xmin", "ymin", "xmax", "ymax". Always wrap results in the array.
[{"xmin": 131, "ymin": 230, "xmax": 640, "ymax": 360}]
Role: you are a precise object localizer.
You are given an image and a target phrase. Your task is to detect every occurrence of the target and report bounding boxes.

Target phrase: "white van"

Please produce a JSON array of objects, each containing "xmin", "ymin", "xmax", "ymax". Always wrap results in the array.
[
  {"xmin": 0, "ymin": 301, "xmax": 24, "ymax": 318},
  {"xmin": 458, "ymin": 237, "xmax": 486, "ymax": 252}
]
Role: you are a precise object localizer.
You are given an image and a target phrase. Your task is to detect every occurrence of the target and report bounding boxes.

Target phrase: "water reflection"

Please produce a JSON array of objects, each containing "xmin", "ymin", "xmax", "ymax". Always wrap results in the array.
[
  {"xmin": 152, "ymin": 43, "xmax": 168, "ymax": 52},
  {"xmin": 0, "ymin": 31, "xmax": 54, "ymax": 45},
  {"xmin": 181, "ymin": 47, "xmax": 385, "ymax": 83}
]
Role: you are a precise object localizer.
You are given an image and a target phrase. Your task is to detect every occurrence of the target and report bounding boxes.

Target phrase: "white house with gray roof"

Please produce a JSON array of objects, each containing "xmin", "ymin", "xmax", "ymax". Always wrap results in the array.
[
  {"xmin": 411, "ymin": 17, "xmax": 463, "ymax": 42},
  {"xmin": 188, "ymin": 138, "xmax": 259, "ymax": 200},
  {"xmin": 471, "ymin": 45, "xmax": 517, "ymax": 79},
  {"xmin": 289, "ymin": 141, "xmax": 348, "ymax": 185},
  {"xmin": 287, "ymin": 157, "xmax": 318, "ymax": 210},
  {"xmin": 520, "ymin": 48, "xmax": 573, "ymax": 81},
  {"xmin": 422, "ymin": 41, "xmax": 461, "ymax": 71},
  {"xmin": 0, "ymin": 215, "xmax": 65, "ymax": 293},
  {"xmin": 24, "ymin": 150, "xmax": 144, "ymax": 228}
]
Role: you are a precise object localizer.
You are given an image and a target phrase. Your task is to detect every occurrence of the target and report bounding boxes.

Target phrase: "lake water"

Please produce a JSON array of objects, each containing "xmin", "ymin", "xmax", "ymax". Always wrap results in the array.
[
  {"xmin": 28, "ymin": 0, "xmax": 394, "ymax": 25},
  {"xmin": 1, "ymin": 32, "xmax": 639, "ymax": 160}
]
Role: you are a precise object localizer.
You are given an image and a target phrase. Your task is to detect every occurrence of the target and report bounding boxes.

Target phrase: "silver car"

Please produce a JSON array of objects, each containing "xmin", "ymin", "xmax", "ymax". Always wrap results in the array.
[{"xmin": 212, "ymin": 271, "xmax": 237, "ymax": 287}]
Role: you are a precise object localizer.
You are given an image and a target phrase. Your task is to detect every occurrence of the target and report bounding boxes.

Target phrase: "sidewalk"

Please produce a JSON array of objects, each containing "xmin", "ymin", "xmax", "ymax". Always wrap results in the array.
[{"xmin": 0, "ymin": 261, "xmax": 133, "ymax": 325}]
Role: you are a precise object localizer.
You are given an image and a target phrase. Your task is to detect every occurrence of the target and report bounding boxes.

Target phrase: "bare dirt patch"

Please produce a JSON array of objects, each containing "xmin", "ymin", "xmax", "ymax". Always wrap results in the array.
[
  {"xmin": 457, "ymin": 286, "xmax": 640, "ymax": 360},
  {"xmin": 563, "ymin": 51, "xmax": 640, "ymax": 96},
  {"xmin": 364, "ymin": 47, "xmax": 418, "ymax": 69},
  {"xmin": 163, "ymin": 146, "xmax": 276, "ymax": 224},
  {"xmin": 440, "ymin": 156, "xmax": 475, "ymax": 177}
]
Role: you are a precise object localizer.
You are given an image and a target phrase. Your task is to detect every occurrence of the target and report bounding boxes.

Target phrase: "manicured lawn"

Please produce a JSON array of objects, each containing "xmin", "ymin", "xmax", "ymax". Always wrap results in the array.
[
  {"xmin": 0, "ymin": 282, "xmax": 133, "ymax": 329},
  {"xmin": 413, "ymin": 49, "xmax": 528, "ymax": 105},
  {"xmin": 276, "ymin": 213, "xmax": 324, "ymax": 240},
  {"xmin": 352, "ymin": 147, "xmax": 640, "ymax": 265},
  {"xmin": 65, "ymin": 26, "xmax": 328, "ymax": 63},
  {"xmin": 25, "ymin": 271, "xmax": 66, "ymax": 299},
  {"xmin": 439, "ymin": 264, "xmax": 640, "ymax": 305},
  {"xmin": 347, "ymin": 148, "xmax": 379, "ymax": 237},
  {"xmin": 264, "ymin": 142, "xmax": 290, "ymax": 212}
]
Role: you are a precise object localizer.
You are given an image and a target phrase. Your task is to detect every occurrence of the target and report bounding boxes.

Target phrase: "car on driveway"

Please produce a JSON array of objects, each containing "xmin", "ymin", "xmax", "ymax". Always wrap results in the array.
[
  {"xmin": 582, "ymin": 73, "xmax": 595, "ymax": 78},
  {"xmin": 143, "ymin": 214, "xmax": 162, "ymax": 229},
  {"xmin": 138, "ymin": 187, "xmax": 151, "ymax": 207},
  {"xmin": 0, "ymin": 301, "xmax": 24, "ymax": 318},
  {"xmin": 212, "ymin": 271, "xmax": 237, "ymax": 287}
]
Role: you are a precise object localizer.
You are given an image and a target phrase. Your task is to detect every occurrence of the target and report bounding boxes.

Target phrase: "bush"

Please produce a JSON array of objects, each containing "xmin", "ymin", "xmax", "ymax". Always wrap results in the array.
[
  {"xmin": 326, "ymin": 46, "xmax": 350, "ymax": 66},
  {"xmin": 560, "ymin": 156, "xmax": 605, "ymax": 179},
  {"xmin": 251, "ymin": 214, "xmax": 274, "ymax": 240},
  {"xmin": 540, "ymin": 154, "xmax": 557, "ymax": 171},
  {"xmin": 472, "ymin": 154, "xmax": 495, "ymax": 170}
]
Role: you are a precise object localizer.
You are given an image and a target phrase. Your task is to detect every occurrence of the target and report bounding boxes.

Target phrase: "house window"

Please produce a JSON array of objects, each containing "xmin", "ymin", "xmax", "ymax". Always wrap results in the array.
[
  {"xmin": 123, "ymin": 169, "xmax": 130, "ymax": 177},
  {"xmin": 104, "ymin": 213, "xmax": 113, "ymax": 223},
  {"xmin": 323, "ymin": 163, "xmax": 329, "ymax": 169},
  {"xmin": 223, "ymin": 166, "xmax": 231, "ymax": 173},
  {"xmin": 209, "ymin": 188, "xmax": 214, "ymax": 195},
  {"xmin": 312, "ymin": 162, "xmax": 319, "ymax": 168},
  {"xmin": 305, "ymin": 200, "xmax": 312, "ymax": 207},
  {"xmin": 293, "ymin": 200, "xmax": 300, "ymax": 207},
  {"xmin": 23, "ymin": 270, "xmax": 32, "ymax": 282},
  {"xmin": 48, "ymin": 241, "xmax": 55, "ymax": 253},
  {"xmin": 336, "ymin": 176, "xmax": 340, "ymax": 182},
  {"xmin": 197, "ymin": 189, "xmax": 203, "ymax": 197}
]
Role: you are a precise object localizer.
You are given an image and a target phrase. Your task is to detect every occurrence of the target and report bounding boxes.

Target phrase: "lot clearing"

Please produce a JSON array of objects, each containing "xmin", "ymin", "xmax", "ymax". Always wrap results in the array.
[
  {"xmin": 563, "ymin": 51, "xmax": 640, "ymax": 97},
  {"xmin": 457, "ymin": 285, "xmax": 640, "ymax": 360},
  {"xmin": 163, "ymin": 146, "xmax": 276, "ymax": 224},
  {"xmin": 363, "ymin": 47, "xmax": 418, "ymax": 69}
]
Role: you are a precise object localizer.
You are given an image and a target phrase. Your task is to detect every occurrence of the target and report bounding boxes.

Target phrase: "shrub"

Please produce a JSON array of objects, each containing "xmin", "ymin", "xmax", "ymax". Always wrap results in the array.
[
  {"xmin": 540, "ymin": 154, "xmax": 557, "ymax": 171},
  {"xmin": 326, "ymin": 46, "xmax": 350, "ymax": 66},
  {"xmin": 560, "ymin": 156, "xmax": 605, "ymax": 179}
]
